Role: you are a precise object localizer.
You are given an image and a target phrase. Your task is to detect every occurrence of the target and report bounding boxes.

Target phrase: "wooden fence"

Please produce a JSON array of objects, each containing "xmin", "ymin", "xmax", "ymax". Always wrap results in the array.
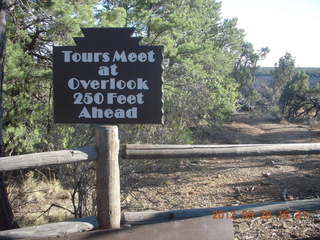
[
  {"xmin": 1, "ymin": 125, "xmax": 320, "ymax": 238},
  {"xmin": 3, "ymin": 143, "xmax": 320, "ymax": 172}
]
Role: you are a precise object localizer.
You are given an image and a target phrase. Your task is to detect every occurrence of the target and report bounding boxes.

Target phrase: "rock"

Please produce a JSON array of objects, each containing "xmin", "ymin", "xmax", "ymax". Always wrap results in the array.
[
  {"xmin": 290, "ymin": 233, "xmax": 299, "ymax": 238},
  {"xmin": 263, "ymin": 172, "xmax": 271, "ymax": 177},
  {"xmin": 282, "ymin": 222, "xmax": 289, "ymax": 228},
  {"xmin": 261, "ymin": 181, "xmax": 272, "ymax": 185},
  {"xmin": 314, "ymin": 218, "xmax": 320, "ymax": 224},
  {"xmin": 265, "ymin": 159, "xmax": 275, "ymax": 166}
]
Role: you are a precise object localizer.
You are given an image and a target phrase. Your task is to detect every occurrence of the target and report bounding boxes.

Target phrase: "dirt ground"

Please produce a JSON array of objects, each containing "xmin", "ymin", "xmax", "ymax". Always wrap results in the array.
[{"xmin": 121, "ymin": 113, "xmax": 320, "ymax": 240}]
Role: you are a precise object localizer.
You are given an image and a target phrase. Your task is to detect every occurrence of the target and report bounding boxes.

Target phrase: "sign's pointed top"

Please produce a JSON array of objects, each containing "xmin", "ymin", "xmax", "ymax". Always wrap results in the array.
[
  {"xmin": 81, "ymin": 27, "xmax": 135, "ymax": 37},
  {"xmin": 73, "ymin": 28, "xmax": 141, "ymax": 48}
]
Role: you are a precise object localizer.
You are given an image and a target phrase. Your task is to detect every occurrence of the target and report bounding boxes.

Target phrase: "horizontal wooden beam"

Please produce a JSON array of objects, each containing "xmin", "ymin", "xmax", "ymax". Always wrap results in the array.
[
  {"xmin": 123, "ymin": 198, "xmax": 320, "ymax": 225},
  {"xmin": 0, "ymin": 219, "xmax": 97, "ymax": 239},
  {"xmin": 3, "ymin": 142, "xmax": 320, "ymax": 171},
  {"xmin": 0, "ymin": 146, "xmax": 97, "ymax": 172},
  {"xmin": 1, "ymin": 198, "xmax": 319, "ymax": 239},
  {"xmin": 124, "ymin": 143, "xmax": 320, "ymax": 159}
]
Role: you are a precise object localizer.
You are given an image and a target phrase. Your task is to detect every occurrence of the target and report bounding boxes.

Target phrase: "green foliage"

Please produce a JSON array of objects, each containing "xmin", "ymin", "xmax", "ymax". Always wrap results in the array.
[
  {"xmin": 270, "ymin": 53, "xmax": 320, "ymax": 121},
  {"xmin": 280, "ymin": 71, "xmax": 309, "ymax": 108},
  {"xmin": 4, "ymin": 0, "xmax": 249, "ymax": 153},
  {"xmin": 232, "ymin": 42, "xmax": 269, "ymax": 109},
  {"xmin": 111, "ymin": 0, "xmax": 246, "ymax": 143},
  {"xmin": 98, "ymin": 7, "xmax": 127, "ymax": 27},
  {"xmin": 272, "ymin": 52, "xmax": 296, "ymax": 102},
  {"xmin": 279, "ymin": 71, "xmax": 320, "ymax": 121},
  {"xmin": 4, "ymin": 0, "xmax": 99, "ymax": 154},
  {"xmin": 4, "ymin": 39, "xmax": 49, "ymax": 154}
]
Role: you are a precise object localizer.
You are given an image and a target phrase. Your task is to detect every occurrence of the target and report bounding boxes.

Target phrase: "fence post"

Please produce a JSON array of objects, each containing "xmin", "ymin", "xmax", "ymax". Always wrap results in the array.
[{"xmin": 95, "ymin": 125, "xmax": 121, "ymax": 229}]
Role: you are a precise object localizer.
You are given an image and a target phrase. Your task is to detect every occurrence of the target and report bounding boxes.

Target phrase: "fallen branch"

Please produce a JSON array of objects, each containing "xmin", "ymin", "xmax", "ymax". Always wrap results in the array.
[{"xmin": 37, "ymin": 203, "xmax": 74, "ymax": 220}]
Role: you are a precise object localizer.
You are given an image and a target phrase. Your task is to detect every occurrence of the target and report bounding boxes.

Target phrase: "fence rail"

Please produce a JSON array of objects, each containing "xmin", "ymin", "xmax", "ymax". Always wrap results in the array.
[
  {"xmin": 124, "ymin": 143, "xmax": 320, "ymax": 159},
  {"xmin": 2, "ymin": 143, "xmax": 320, "ymax": 172},
  {"xmin": 0, "ymin": 146, "xmax": 97, "ymax": 172}
]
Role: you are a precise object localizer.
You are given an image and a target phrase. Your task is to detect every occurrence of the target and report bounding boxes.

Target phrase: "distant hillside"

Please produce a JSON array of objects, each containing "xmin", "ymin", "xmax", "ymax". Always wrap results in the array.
[{"xmin": 255, "ymin": 67, "xmax": 320, "ymax": 90}]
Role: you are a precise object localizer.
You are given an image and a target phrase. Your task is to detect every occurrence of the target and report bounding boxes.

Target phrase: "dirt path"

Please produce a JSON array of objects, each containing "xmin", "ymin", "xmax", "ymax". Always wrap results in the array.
[
  {"xmin": 121, "ymin": 113, "xmax": 320, "ymax": 239},
  {"xmin": 207, "ymin": 113, "xmax": 320, "ymax": 144}
]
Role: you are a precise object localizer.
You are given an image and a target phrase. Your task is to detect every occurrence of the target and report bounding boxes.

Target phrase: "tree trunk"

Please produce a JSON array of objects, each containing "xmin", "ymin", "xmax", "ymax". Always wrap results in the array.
[
  {"xmin": 0, "ymin": 0, "xmax": 18, "ymax": 230},
  {"xmin": 0, "ymin": 174, "xmax": 18, "ymax": 230}
]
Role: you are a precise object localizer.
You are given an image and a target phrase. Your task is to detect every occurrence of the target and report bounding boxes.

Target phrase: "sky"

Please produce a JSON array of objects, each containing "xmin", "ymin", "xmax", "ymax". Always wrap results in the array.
[{"xmin": 220, "ymin": 0, "xmax": 320, "ymax": 68}]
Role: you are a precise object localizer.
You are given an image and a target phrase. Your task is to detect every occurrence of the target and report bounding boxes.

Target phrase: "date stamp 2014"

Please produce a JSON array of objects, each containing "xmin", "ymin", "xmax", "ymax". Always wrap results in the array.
[{"xmin": 212, "ymin": 210, "xmax": 309, "ymax": 220}]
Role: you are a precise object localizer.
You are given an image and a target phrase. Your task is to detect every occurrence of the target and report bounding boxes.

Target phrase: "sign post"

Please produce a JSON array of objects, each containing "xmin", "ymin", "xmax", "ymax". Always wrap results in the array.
[
  {"xmin": 95, "ymin": 125, "xmax": 120, "ymax": 228},
  {"xmin": 53, "ymin": 28, "xmax": 163, "ymax": 229}
]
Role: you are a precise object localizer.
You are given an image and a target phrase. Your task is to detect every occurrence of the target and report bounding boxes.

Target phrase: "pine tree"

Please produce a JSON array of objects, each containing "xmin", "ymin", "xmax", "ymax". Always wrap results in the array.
[{"xmin": 0, "ymin": 0, "xmax": 18, "ymax": 230}]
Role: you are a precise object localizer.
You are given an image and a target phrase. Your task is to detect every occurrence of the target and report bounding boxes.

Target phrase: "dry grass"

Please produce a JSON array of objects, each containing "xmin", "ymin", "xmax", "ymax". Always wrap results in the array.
[{"xmin": 8, "ymin": 171, "xmax": 73, "ymax": 227}]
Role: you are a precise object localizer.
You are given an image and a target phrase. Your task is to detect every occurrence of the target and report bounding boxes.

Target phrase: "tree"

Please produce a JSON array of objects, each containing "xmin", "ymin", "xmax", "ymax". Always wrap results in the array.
[
  {"xmin": 273, "ymin": 53, "xmax": 320, "ymax": 121},
  {"xmin": 0, "ymin": 0, "xmax": 18, "ymax": 231},
  {"xmin": 98, "ymin": 0, "xmax": 247, "ymax": 143},
  {"xmin": 279, "ymin": 71, "xmax": 320, "ymax": 121},
  {"xmin": 3, "ymin": 0, "xmax": 102, "ymax": 155},
  {"xmin": 3, "ymin": 0, "xmax": 248, "ymax": 152},
  {"xmin": 272, "ymin": 52, "xmax": 296, "ymax": 103},
  {"xmin": 232, "ymin": 42, "xmax": 269, "ymax": 109}
]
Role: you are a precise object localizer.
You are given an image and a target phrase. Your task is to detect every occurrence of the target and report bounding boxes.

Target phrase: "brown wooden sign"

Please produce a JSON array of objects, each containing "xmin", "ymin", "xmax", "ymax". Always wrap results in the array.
[{"xmin": 53, "ymin": 28, "xmax": 163, "ymax": 124}]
